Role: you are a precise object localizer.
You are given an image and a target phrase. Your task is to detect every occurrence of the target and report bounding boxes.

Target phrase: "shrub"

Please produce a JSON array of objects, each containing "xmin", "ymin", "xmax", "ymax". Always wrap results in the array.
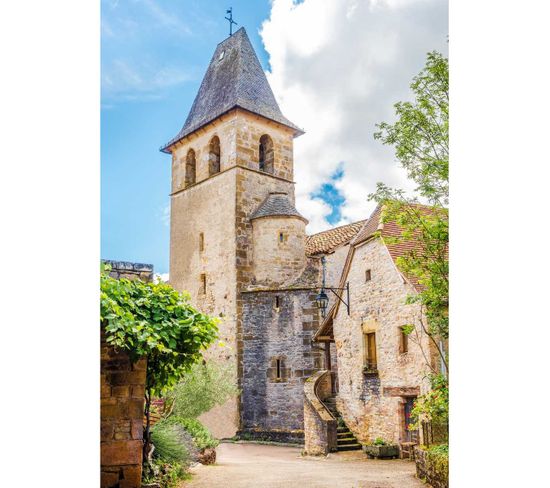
[
  {"xmin": 423, "ymin": 443, "xmax": 449, "ymax": 484},
  {"xmin": 150, "ymin": 423, "xmax": 192, "ymax": 464},
  {"xmin": 142, "ymin": 459, "xmax": 188, "ymax": 488},
  {"xmin": 372, "ymin": 437, "xmax": 387, "ymax": 446},
  {"xmin": 166, "ymin": 361, "xmax": 239, "ymax": 419},
  {"xmin": 163, "ymin": 416, "xmax": 219, "ymax": 450}
]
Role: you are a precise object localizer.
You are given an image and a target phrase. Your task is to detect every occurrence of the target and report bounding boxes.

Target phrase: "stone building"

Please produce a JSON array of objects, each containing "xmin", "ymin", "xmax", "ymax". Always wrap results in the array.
[
  {"xmin": 161, "ymin": 27, "xmax": 441, "ymax": 450},
  {"xmin": 309, "ymin": 205, "xmax": 444, "ymax": 454}
]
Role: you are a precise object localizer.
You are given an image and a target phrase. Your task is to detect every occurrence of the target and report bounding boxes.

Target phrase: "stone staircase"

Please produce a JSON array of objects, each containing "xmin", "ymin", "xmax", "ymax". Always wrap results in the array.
[{"xmin": 322, "ymin": 397, "xmax": 362, "ymax": 452}]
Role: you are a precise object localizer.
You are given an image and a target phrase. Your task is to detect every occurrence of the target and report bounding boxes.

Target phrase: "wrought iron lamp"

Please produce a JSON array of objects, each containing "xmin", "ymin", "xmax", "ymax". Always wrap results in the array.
[{"xmin": 315, "ymin": 256, "xmax": 350, "ymax": 318}]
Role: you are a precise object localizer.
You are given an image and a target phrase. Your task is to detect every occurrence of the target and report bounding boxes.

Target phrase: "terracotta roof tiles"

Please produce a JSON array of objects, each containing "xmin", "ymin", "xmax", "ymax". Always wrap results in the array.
[{"xmin": 305, "ymin": 220, "xmax": 366, "ymax": 256}]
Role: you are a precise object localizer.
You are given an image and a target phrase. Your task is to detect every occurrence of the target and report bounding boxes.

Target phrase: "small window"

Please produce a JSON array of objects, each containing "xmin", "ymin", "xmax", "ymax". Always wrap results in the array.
[
  {"xmin": 363, "ymin": 332, "xmax": 377, "ymax": 371},
  {"xmin": 274, "ymin": 296, "xmax": 281, "ymax": 311},
  {"xmin": 278, "ymin": 232, "xmax": 287, "ymax": 243},
  {"xmin": 400, "ymin": 326, "xmax": 409, "ymax": 354},
  {"xmin": 185, "ymin": 149, "xmax": 196, "ymax": 186},
  {"xmin": 276, "ymin": 359, "xmax": 282, "ymax": 380},
  {"xmin": 365, "ymin": 269, "xmax": 372, "ymax": 282},
  {"xmin": 200, "ymin": 273, "xmax": 206, "ymax": 295},
  {"xmin": 259, "ymin": 134, "xmax": 274, "ymax": 174},
  {"xmin": 199, "ymin": 233, "xmax": 204, "ymax": 252},
  {"xmin": 208, "ymin": 136, "xmax": 221, "ymax": 175}
]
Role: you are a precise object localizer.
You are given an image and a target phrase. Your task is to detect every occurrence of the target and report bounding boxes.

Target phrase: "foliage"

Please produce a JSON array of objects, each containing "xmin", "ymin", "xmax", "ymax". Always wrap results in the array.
[
  {"xmin": 162, "ymin": 416, "xmax": 219, "ymax": 450},
  {"xmin": 142, "ymin": 459, "xmax": 189, "ymax": 488},
  {"xmin": 370, "ymin": 51, "xmax": 449, "ymax": 426},
  {"xmin": 166, "ymin": 360, "xmax": 239, "ymax": 419},
  {"xmin": 100, "ymin": 264, "xmax": 220, "ymax": 397},
  {"xmin": 150, "ymin": 423, "xmax": 191, "ymax": 464},
  {"xmin": 424, "ymin": 443, "xmax": 449, "ymax": 482},
  {"xmin": 410, "ymin": 373, "xmax": 449, "ymax": 430},
  {"xmin": 374, "ymin": 51, "xmax": 448, "ymax": 206},
  {"xmin": 100, "ymin": 263, "xmax": 219, "ymax": 467},
  {"xmin": 371, "ymin": 437, "xmax": 388, "ymax": 446}
]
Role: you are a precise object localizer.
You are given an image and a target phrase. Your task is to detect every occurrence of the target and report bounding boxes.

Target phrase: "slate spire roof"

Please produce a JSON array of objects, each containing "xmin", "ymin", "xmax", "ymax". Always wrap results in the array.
[
  {"xmin": 161, "ymin": 27, "xmax": 303, "ymax": 153},
  {"xmin": 250, "ymin": 192, "xmax": 308, "ymax": 223}
]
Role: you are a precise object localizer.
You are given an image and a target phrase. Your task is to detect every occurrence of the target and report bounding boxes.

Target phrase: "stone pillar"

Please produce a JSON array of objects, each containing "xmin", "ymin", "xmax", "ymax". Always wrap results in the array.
[
  {"xmin": 101, "ymin": 260, "xmax": 152, "ymax": 487},
  {"xmin": 101, "ymin": 333, "xmax": 147, "ymax": 488}
]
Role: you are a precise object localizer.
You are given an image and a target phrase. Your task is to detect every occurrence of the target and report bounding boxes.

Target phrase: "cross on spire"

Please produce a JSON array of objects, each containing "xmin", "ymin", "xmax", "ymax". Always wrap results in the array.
[{"xmin": 225, "ymin": 7, "xmax": 238, "ymax": 36}]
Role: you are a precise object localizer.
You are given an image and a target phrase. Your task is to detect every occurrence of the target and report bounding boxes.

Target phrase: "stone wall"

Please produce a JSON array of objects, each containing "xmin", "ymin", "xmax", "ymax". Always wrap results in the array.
[
  {"xmin": 170, "ymin": 108, "xmax": 295, "ymax": 193},
  {"xmin": 240, "ymin": 289, "xmax": 322, "ymax": 442},
  {"xmin": 251, "ymin": 215, "xmax": 307, "ymax": 286},
  {"xmin": 331, "ymin": 238, "xmax": 434, "ymax": 445},
  {"xmin": 169, "ymin": 166, "xmax": 239, "ymax": 439},
  {"xmin": 414, "ymin": 446, "xmax": 449, "ymax": 488},
  {"xmin": 303, "ymin": 371, "xmax": 337, "ymax": 455},
  {"xmin": 101, "ymin": 334, "xmax": 147, "ymax": 488},
  {"xmin": 169, "ymin": 109, "xmax": 299, "ymax": 439},
  {"xmin": 101, "ymin": 260, "xmax": 152, "ymax": 488},
  {"xmin": 103, "ymin": 260, "xmax": 153, "ymax": 282}
]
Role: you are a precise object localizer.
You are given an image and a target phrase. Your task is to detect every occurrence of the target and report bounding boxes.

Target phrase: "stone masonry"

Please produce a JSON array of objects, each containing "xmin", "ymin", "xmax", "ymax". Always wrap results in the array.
[
  {"xmin": 164, "ymin": 28, "xmax": 307, "ymax": 440},
  {"xmin": 101, "ymin": 260, "xmax": 153, "ymax": 488},
  {"xmin": 240, "ymin": 289, "xmax": 322, "ymax": 442},
  {"xmin": 101, "ymin": 334, "xmax": 147, "ymax": 488},
  {"xmin": 331, "ymin": 236, "xmax": 434, "ymax": 445}
]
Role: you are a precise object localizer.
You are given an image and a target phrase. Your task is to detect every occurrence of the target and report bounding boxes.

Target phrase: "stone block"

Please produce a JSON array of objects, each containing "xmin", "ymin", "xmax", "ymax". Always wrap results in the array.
[{"xmin": 101, "ymin": 440, "xmax": 143, "ymax": 466}]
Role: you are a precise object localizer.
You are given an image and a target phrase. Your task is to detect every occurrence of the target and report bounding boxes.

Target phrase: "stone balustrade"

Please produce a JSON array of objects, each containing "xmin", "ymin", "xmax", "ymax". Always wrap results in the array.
[{"xmin": 303, "ymin": 370, "xmax": 337, "ymax": 455}]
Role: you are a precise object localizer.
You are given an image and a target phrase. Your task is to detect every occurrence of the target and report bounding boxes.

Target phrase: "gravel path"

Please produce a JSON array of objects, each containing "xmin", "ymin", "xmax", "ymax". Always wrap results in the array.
[{"xmin": 182, "ymin": 442, "xmax": 425, "ymax": 488}]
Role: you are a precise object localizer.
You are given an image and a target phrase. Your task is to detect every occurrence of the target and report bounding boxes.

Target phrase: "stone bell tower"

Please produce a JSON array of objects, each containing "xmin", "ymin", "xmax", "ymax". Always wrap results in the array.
[{"xmin": 160, "ymin": 27, "xmax": 304, "ymax": 438}]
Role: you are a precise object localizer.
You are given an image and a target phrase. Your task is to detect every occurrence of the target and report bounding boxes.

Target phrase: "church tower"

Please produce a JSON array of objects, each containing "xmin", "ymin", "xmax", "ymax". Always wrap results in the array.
[{"xmin": 161, "ymin": 28, "xmax": 311, "ymax": 439}]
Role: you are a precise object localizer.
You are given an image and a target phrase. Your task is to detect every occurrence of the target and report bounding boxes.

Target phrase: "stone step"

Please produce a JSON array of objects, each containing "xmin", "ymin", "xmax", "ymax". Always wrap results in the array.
[
  {"xmin": 337, "ymin": 431, "xmax": 352, "ymax": 437},
  {"xmin": 337, "ymin": 437, "xmax": 359, "ymax": 445},
  {"xmin": 337, "ymin": 443, "xmax": 362, "ymax": 451},
  {"xmin": 337, "ymin": 427, "xmax": 350, "ymax": 433}
]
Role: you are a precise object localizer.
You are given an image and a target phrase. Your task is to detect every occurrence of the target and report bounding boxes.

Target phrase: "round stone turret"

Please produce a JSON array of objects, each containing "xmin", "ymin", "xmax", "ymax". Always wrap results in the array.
[{"xmin": 250, "ymin": 192, "xmax": 308, "ymax": 286}]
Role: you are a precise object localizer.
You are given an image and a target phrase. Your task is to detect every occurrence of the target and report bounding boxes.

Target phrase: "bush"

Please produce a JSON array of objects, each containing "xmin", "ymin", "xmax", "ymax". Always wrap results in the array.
[
  {"xmin": 142, "ymin": 459, "xmax": 188, "ymax": 488},
  {"xmin": 150, "ymin": 423, "xmax": 192, "ymax": 464},
  {"xmin": 166, "ymin": 361, "xmax": 239, "ymax": 419},
  {"xmin": 372, "ymin": 437, "xmax": 387, "ymax": 446},
  {"xmin": 163, "ymin": 416, "xmax": 219, "ymax": 450},
  {"xmin": 425, "ymin": 443, "xmax": 449, "ymax": 481}
]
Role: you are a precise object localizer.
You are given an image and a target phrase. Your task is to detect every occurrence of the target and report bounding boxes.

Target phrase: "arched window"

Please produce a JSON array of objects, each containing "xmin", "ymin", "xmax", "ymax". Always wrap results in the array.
[
  {"xmin": 208, "ymin": 136, "xmax": 221, "ymax": 175},
  {"xmin": 259, "ymin": 134, "xmax": 274, "ymax": 174},
  {"xmin": 185, "ymin": 149, "xmax": 196, "ymax": 186}
]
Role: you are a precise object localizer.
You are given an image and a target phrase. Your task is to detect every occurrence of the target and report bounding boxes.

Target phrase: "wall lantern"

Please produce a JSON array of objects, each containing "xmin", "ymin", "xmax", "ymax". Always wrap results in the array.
[{"xmin": 315, "ymin": 256, "xmax": 350, "ymax": 318}]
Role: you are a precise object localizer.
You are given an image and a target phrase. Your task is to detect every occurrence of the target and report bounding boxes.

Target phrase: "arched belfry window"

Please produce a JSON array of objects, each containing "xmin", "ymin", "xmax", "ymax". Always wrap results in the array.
[
  {"xmin": 208, "ymin": 136, "xmax": 221, "ymax": 176},
  {"xmin": 185, "ymin": 149, "xmax": 196, "ymax": 186},
  {"xmin": 259, "ymin": 134, "xmax": 274, "ymax": 174}
]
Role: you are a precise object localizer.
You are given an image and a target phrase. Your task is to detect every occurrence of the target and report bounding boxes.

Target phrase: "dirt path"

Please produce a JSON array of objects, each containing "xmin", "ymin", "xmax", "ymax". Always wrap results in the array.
[{"xmin": 182, "ymin": 442, "xmax": 425, "ymax": 488}]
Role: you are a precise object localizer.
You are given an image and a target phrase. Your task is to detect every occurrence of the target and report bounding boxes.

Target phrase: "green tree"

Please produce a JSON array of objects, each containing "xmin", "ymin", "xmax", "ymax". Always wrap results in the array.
[
  {"xmin": 100, "ymin": 265, "xmax": 219, "ymax": 465},
  {"xmin": 370, "ymin": 51, "xmax": 449, "ymax": 426}
]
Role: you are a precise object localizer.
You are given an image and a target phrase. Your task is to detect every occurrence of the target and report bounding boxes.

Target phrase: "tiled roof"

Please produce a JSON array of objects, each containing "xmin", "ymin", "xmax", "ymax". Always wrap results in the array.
[
  {"xmin": 250, "ymin": 192, "xmax": 307, "ymax": 222},
  {"xmin": 161, "ymin": 28, "xmax": 303, "ymax": 153},
  {"xmin": 351, "ymin": 203, "xmax": 447, "ymax": 292},
  {"xmin": 305, "ymin": 220, "xmax": 366, "ymax": 256}
]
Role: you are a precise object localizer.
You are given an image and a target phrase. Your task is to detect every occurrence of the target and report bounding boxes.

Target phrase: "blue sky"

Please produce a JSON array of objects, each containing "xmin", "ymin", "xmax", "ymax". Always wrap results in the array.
[
  {"xmin": 101, "ymin": 0, "xmax": 274, "ymax": 274},
  {"xmin": 101, "ymin": 0, "xmax": 448, "ymax": 276}
]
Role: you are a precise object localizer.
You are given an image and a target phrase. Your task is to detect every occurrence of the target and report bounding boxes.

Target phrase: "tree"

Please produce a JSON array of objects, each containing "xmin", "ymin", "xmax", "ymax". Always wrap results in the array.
[
  {"xmin": 100, "ymin": 265, "xmax": 219, "ymax": 465},
  {"xmin": 370, "ymin": 51, "xmax": 449, "ymax": 427}
]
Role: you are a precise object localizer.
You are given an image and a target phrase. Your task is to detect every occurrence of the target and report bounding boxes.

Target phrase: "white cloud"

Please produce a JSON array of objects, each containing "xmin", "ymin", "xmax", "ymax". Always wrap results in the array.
[
  {"xmin": 260, "ymin": 0, "xmax": 448, "ymax": 233},
  {"xmin": 154, "ymin": 273, "xmax": 169, "ymax": 283}
]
